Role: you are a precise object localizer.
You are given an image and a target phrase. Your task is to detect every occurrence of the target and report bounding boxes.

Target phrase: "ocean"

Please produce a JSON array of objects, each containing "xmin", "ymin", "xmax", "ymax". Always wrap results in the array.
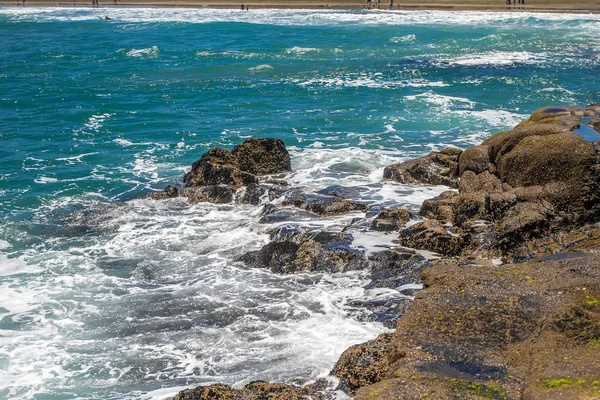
[{"xmin": 0, "ymin": 7, "xmax": 599, "ymax": 399}]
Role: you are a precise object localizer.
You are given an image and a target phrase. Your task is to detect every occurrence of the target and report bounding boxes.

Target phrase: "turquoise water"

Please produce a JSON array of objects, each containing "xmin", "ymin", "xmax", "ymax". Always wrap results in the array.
[{"xmin": 0, "ymin": 7, "xmax": 599, "ymax": 399}]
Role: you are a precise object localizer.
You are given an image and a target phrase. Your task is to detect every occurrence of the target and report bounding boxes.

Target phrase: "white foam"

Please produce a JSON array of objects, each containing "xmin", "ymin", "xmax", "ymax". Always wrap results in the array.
[
  {"xmin": 249, "ymin": 64, "xmax": 274, "ymax": 72},
  {"xmin": 125, "ymin": 46, "xmax": 159, "ymax": 58},
  {"xmin": 390, "ymin": 34, "xmax": 416, "ymax": 43},
  {"xmin": 404, "ymin": 92, "xmax": 476, "ymax": 112},
  {"xmin": 350, "ymin": 230, "xmax": 398, "ymax": 255},
  {"xmin": 293, "ymin": 75, "xmax": 448, "ymax": 89},
  {"xmin": 434, "ymin": 51, "xmax": 545, "ymax": 67},
  {"xmin": 286, "ymin": 46, "xmax": 321, "ymax": 55},
  {"xmin": 0, "ymin": 254, "xmax": 43, "ymax": 277},
  {"xmin": 454, "ymin": 109, "xmax": 527, "ymax": 128},
  {"xmin": 114, "ymin": 138, "xmax": 134, "ymax": 146},
  {"xmin": 34, "ymin": 176, "xmax": 58, "ymax": 184},
  {"xmin": 4, "ymin": 8, "xmax": 600, "ymax": 28}
]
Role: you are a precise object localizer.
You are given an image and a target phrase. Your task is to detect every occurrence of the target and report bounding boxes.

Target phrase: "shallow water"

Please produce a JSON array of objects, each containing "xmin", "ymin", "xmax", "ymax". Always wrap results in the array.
[{"xmin": 0, "ymin": 8, "xmax": 599, "ymax": 399}]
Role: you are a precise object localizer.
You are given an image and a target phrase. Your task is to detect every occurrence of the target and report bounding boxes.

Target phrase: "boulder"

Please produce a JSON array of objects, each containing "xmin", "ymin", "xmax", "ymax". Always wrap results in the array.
[
  {"xmin": 173, "ymin": 381, "xmax": 305, "ymax": 400},
  {"xmin": 398, "ymin": 106, "xmax": 600, "ymax": 255},
  {"xmin": 238, "ymin": 229, "xmax": 368, "ymax": 274},
  {"xmin": 367, "ymin": 249, "xmax": 429, "ymax": 289},
  {"xmin": 149, "ymin": 138, "xmax": 293, "ymax": 204},
  {"xmin": 383, "ymin": 147, "xmax": 462, "ymax": 188},
  {"xmin": 419, "ymin": 191, "xmax": 458, "ymax": 222},
  {"xmin": 458, "ymin": 170, "xmax": 503, "ymax": 194},
  {"xmin": 281, "ymin": 192, "xmax": 367, "ymax": 216},
  {"xmin": 398, "ymin": 220, "xmax": 464, "ymax": 256},
  {"xmin": 497, "ymin": 132, "xmax": 596, "ymax": 189},
  {"xmin": 458, "ymin": 144, "xmax": 494, "ymax": 175},
  {"xmin": 231, "ymin": 137, "xmax": 291, "ymax": 176},
  {"xmin": 332, "ymin": 333, "xmax": 393, "ymax": 394},
  {"xmin": 183, "ymin": 147, "xmax": 257, "ymax": 188},
  {"xmin": 371, "ymin": 209, "xmax": 411, "ymax": 232}
]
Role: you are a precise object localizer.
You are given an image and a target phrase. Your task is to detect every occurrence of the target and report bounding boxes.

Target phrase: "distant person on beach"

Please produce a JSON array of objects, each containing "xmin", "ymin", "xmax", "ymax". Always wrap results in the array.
[
  {"xmin": 246, "ymin": 5, "xmax": 249, "ymax": 9},
  {"xmin": 241, "ymin": 3, "xmax": 244, "ymax": 9}
]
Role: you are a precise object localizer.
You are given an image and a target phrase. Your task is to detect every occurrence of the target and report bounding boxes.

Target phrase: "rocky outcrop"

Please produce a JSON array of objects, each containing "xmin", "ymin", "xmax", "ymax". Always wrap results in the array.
[
  {"xmin": 353, "ymin": 244, "xmax": 600, "ymax": 400},
  {"xmin": 238, "ymin": 226, "xmax": 368, "ymax": 274},
  {"xmin": 183, "ymin": 138, "xmax": 291, "ymax": 188},
  {"xmin": 383, "ymin": 147, "xmax": 462, "ymax": 188},
  {"xmin": 392, "ymin": 106, "xmax": 600, "ymax": 258},
  {"xmin": 170, "ymin": 106, "xmax": 600, "ymax": 400},
  {"xmin": 148, "ymin": 138, "xmax": 291, "ymax": 204},
  {"xmin": 173, "ymin": 380, "xmax": 327, "ymax": 400},
  {"xmin": 280, "ymin": 192, "xmax": 367, "ymax": 216}
]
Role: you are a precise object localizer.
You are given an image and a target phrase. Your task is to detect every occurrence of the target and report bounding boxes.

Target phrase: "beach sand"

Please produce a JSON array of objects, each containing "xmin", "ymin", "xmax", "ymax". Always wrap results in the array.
[{"xmin": 3, "ymin": 0, "xmax": 600, "ymax": 13}]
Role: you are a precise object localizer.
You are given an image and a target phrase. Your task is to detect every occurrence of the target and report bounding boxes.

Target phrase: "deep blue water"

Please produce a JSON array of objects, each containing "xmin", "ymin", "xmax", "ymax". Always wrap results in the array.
[{"xmin": 0, "ymin": 7, "xmax": 599, "ymax": 399}]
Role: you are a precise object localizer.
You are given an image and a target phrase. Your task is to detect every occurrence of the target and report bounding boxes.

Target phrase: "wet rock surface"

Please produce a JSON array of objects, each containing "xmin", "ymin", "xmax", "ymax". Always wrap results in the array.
[
  {"xmin": 170, "ymin": 106, "xmax": 600, "ymax": 400},
  {"xmin": 148, "ymin": 138, "xmax": 291, "ymax": 204},
  {"xmin": 394, "ymin": 106, "xmax": 600, "ymax": 259},
  {"xmin": 370, "ymin": 208, "xmax": 412, "ymax": 232},
  {"xmin": 173, "ymin": 380, "xmax": 331, "ymax": 400},
  {"xmin": 383, "ymin": 147, "xmax": 462, "ymax": 188}
]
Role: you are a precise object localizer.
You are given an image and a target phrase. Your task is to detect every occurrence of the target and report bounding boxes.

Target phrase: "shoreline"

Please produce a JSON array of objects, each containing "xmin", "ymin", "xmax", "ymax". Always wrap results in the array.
[{"xmin": 2, "ymin": 1, "xmax": 600, "ymax": 13}]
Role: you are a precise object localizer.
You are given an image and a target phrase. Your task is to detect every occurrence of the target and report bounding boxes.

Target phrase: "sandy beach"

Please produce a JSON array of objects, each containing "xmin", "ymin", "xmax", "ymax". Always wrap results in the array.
[{"xmin": 3, "ymin": 0, "xmax": 600, "ymax": 12}]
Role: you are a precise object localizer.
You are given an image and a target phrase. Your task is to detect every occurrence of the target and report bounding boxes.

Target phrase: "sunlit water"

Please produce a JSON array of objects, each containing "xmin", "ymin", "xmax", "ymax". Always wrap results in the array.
[{"xmin": 0, "ymin": 7, "xmax": 599, "ymax": 399}]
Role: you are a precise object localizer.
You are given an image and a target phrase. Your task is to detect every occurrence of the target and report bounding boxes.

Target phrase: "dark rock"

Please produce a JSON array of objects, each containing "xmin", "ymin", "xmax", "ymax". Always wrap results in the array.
[
  {"xmin": 258, "ymin": 204, "xmax": 318, "ymax": 224},
  {"xmin": 398, "ymin": 220, "xmax": 463, "ymax": 256},
  {"xmin": 348, "ymin": 298, "xmax": 413, "ymax": 328},
  {"xmin": 173, "ymin": 381, "xmax": 306, "ymax": 400},
  {"xmin": 458, "ymin": 144, "xmax": 494, "ymax": 175},
  {"xmin": 173, "ymin": 383, "xmax": 234, "ymax": 400},
  {"xmin": 332, "ymin": 332, "xmax": 393, "ymax": 394},
  {"xmin": 231, "ymin": 137, "xmax": 291, "ymax": 176},
  {"xmin": 458, "ymin": 170, "xmax": 503, "ymax": 194},
  {"xmin": 238, "ymin": 241, "xmax": 300, "ymax": 273},
  {"xmin": 238, "ymin": 229, "xmax": 368, "ymax": 274},
  {"xmin": 317, "ymin": 185, "xmax": 361, "ymax": 199},
  {"xmin": 497, "ymin": 132, "xmax": 596, "ymax": 189},
  {"xmin": 383, "ymin": 147, "xmax": 462, "ymax": 188},
  {"xmin": 183, "ymin": 147, "xmax": 257, "ymax": 188},
  {"xmin": 451, "ymin": 192, "xmax": 486, "ymax": 227},
  {"xmin": 281, "ymin": 192, "xmax": 367, "ymax": 216},
  {"xmin": 146, "ymin": 185, "xmax": 180, "ymax": 200},
  {"xmin": 419, "ymin": 191, "xmax": 458, "ymax": 222},
  {"xmin": 367, "ymin": 249, "xmax": 429, "ymax": 289},
  {"xmin": 371, "ymin": 209, "xmax": 411, "ymax": 232},
  {"xmin": 237, "ymin": 183, "xmax": 268, "ymax": 205},
  {"xmin": 179, "ymin": 185, "xmax": 235, "ymax": 204},
  {"xmin": 497, "ymin": 201, "xmax": 552, "ymax": 249}
]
